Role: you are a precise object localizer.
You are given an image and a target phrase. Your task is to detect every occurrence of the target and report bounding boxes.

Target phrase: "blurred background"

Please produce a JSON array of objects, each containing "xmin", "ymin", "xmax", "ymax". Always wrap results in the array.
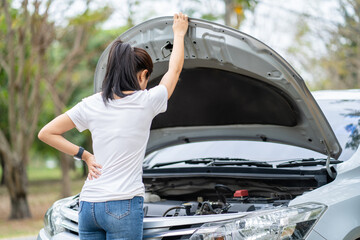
[{"xmin": 0, "ymin": 0, "xmax": 359, "ymax": 238}]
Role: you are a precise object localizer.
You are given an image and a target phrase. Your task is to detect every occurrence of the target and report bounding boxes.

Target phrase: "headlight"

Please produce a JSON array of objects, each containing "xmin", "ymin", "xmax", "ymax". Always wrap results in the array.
[
  {"xmin": 44, "ymin": 197, "xmax": 72, "ymax": 237},
  {"xmin": 190, "ymin": 203, "xmax": 326, "ymax": 240}
]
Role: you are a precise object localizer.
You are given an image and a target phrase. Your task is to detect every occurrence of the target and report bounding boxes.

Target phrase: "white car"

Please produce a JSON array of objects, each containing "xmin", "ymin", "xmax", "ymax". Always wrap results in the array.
[{"xmin": 37, "ymin": 16, "xmax": 360, "ymax": 240}]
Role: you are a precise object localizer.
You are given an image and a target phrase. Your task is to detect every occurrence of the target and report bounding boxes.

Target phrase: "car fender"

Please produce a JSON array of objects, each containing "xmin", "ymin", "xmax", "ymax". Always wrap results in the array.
[{"xmin": 289, "ymin": 147, "xmax": 360, "ymax": 239}]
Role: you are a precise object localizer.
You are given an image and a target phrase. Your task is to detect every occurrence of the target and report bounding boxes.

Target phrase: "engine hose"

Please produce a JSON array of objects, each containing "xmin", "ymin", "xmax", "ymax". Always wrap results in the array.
[
  {"xmin": 162, "ymin": 206, "xmax": 185, "ymax": 217},
  {"xmin": 198, "ymin": 201, "xmax": 215, "ymax": 214}
]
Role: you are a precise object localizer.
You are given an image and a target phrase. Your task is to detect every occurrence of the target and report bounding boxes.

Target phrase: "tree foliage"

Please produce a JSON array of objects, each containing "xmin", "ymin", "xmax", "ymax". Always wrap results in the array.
[
  {"xmin": 223, "ymin": 0, "xmax": 258, "ymax": 29},
  {"xmin": 320, "ymin": 0, "xmax": 360, "ymax": 89},
  {"xmin": 0, "ymin": 0, "xmax": 55, "ymax": 219},
  {"xmin": 288, "ymin": 0, "xmax": 360, "ymax": 89},
  {"xmin": 0, "ymin": 0, "xmax": 116, "ymax": 219},
  {"xmin": 179, "ymin": 0, "xmax": 257, "ymax": 29}
]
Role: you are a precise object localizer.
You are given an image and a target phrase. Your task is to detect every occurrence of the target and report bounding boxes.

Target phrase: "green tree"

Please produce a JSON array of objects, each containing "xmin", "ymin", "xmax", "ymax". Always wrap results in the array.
[
  {"xmin": 0, "ymin": 0, "xmax": 55, "ymax": 219},
  {"xmin": 0, "ymin": 0, "xmax": 114, "ymax": 219},
  {"xmin": 181, "ymin": 0, "xmax": 258, "ymax": 28},
  {"xmin": 42, "ymin": 3, "xmax": 113, "ymax": 197},
  {"xmin": 223, "ymin": 0, "xmax": 258, "ymax": 29},
  {"xmin": 0, "ymin": 54, "xmax": 7, "ymax": 186},
  {"xmin": 287, "ymin": 0, "xmax": 360, "ymax": 89},
  {"xmin": 125, "ymin": 0, "xmax": 141, "ymax": 28},
  {"xmin": 320, "ymin": 0, "xmax": 360, "ymax": 89}
]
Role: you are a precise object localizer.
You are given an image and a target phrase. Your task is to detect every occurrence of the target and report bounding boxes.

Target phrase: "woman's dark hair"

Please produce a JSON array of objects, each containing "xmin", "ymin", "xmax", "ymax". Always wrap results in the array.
[{"xmin": 101, "ymin": 39, "xmax": 153, "ymax": 103}]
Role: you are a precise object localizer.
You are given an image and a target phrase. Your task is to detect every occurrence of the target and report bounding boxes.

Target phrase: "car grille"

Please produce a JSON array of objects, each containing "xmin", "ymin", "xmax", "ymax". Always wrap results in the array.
[{"xmin": 59, "ymin": 199, "xmax": 247, "ymax": 239}]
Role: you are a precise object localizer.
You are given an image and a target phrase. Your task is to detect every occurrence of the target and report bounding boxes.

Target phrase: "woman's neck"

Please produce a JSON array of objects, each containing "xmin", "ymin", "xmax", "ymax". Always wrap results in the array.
[{"xmin": 113, "ymin": 91, "xmax": 135, "ymax": 99}]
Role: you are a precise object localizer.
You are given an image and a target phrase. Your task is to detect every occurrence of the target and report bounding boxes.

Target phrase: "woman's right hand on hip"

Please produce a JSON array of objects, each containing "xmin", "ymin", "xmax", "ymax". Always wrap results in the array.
[{"xmin": 84, "ymin": 155, "xmax": 102, "ymax": 180}]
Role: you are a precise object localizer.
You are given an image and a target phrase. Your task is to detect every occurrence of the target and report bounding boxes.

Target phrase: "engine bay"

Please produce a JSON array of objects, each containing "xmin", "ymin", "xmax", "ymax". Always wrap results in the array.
[
  {"xmin": 142, "ymin": 167, "xmax": 330, "ymax": 217},
  {"xmin": 143, "ymin": 190, "xmax": 290, "ymax": 217}
]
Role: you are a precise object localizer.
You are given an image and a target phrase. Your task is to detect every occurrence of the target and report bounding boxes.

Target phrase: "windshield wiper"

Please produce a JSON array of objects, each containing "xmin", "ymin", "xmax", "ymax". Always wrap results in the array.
[
  {"xmin": 276, "ymin": 158, "xmax": 343, "ymax": 168},
  {"xmin": 211, "ymin": 161, "xmax": 272, "ymax": 167},
  {"xmin": 148, "ymin": 157, "xmax": 272, "ymax": 169},
  {"xmin": 147, "ymin": 158, "xmax": 213, "ymax": 168}
]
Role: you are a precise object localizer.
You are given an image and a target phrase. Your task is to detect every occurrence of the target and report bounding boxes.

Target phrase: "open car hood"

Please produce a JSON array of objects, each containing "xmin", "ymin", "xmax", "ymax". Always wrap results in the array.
[{"xmin": 94, "ymin": 17, "xmax": 342, "ymax": 159}]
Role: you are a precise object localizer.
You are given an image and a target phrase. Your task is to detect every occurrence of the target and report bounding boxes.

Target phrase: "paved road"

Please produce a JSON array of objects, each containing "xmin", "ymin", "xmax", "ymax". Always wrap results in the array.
[{"xmin": 2, "ymin": 236, "xmax": 36, "ymax": 240}]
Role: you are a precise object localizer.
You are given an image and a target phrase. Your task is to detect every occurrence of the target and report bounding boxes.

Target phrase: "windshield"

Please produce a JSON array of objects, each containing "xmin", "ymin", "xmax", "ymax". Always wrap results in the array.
[{"xmin": 145, "ymin": 98, "xmax": 360, "ymax": 167}]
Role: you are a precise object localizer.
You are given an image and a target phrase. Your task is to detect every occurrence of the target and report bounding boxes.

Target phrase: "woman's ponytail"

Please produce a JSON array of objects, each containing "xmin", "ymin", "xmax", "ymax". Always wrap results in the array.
[{"xmin": 102, "ymin": 40, "xmax": 152, "ymax": 103}]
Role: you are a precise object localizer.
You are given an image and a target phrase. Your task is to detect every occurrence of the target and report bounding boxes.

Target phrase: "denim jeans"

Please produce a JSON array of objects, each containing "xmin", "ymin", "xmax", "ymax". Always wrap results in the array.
[{"xmin": 78, "ymin": 196, "xmax": 144, "ymax": 240}]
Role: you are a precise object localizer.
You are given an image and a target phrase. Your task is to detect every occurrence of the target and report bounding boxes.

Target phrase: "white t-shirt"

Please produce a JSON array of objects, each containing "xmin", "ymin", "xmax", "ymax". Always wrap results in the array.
[{"xmin": 66, "ymin": 85, "xmax": 168, "ymax": 202}]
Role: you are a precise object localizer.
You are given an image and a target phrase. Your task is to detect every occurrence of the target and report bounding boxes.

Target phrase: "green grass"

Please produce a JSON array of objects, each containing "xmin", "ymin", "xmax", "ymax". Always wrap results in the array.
[
  {"xmin": 28, "ymin": 166, "xmax": 63, "ymax": 181},
  {"xmin": 0, "ymin": 156, "xmax": 85, "ymax": 182}
]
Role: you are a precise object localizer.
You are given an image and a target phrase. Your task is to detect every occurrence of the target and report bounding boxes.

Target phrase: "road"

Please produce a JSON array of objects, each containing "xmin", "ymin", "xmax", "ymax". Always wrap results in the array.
[{"xmin": 2, "ymin": 236, "xmax": 36, "ymax": 240}]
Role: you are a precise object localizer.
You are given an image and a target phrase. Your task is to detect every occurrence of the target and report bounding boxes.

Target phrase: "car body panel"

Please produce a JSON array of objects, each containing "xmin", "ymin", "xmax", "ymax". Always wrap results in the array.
[
  {"xmin": 37, "ymin": 229, "xmax": 78, "ymax": 240},
  {"xmin": 94, "ymin": 16, "xmax": 341, "ymax": 158},
  {"xmin": 290, "ymin": 144, "xmax": 360, "ymax": 239},
  {"xmin": 306, "ymin": 230, "xmax": 327, "ymax": 240}
]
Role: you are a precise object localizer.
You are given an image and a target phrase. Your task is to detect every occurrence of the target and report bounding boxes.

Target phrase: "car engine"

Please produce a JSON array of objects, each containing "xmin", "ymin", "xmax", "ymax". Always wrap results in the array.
[{"xmin": 143, "ymin": 183, "xmax": 293, "ymax": 217}]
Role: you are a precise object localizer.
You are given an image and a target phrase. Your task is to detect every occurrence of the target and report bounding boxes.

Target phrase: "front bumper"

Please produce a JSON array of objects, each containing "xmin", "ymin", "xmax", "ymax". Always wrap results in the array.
[
  {"xmin": 38, "ymin": 227, "xmax": 327, "ymax": 240},
  {"xmin": 37, "ymin": 228, "xmax": 79, "ymax": 240},
  {"xmin": 37, "ymin": 229, "xmax": 49, "ymax": 240}
]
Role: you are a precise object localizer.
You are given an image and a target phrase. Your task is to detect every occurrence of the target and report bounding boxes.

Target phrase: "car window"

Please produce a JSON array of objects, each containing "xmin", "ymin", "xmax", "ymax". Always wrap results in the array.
[{"xmin": 145, "ymin": 99, "xmax": 360, "ymax": 165}]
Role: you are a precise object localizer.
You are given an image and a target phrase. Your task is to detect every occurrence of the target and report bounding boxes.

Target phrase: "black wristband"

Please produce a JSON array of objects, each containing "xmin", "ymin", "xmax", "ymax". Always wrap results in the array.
[{"xmin": 74, "ymin": 146, "xmax": 84, "ymax": 161}]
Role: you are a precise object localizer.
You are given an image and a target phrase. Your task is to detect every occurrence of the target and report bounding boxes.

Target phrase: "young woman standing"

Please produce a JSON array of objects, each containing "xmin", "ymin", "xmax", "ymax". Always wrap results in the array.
[{"xmin": 38, "ymin": 13, "xmax": 188, "ymax": 240}]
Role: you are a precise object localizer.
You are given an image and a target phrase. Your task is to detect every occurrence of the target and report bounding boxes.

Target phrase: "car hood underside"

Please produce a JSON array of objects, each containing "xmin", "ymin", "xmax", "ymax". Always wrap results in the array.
[{"xmin": 94, "ymin": 16, "xmax": 341, "ymax": 159}]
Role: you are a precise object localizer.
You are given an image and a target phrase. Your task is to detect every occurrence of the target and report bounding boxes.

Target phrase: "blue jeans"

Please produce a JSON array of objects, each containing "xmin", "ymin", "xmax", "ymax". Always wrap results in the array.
[{"xmin": 78, "ymin": 196, "xmax": 144, "ymax": 240}]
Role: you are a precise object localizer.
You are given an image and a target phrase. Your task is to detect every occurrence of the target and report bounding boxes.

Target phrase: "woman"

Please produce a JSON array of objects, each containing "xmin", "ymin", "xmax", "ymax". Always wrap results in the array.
[{"xmin": 38, "ymin": 13, "xmax": 188, "ymax": 240}]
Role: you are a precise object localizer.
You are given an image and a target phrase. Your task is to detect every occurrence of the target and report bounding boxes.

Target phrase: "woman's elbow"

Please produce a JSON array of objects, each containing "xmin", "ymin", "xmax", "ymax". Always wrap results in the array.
[{"xmin": 38, "ymin": 127, "xmax": 48, "ymax": 142}]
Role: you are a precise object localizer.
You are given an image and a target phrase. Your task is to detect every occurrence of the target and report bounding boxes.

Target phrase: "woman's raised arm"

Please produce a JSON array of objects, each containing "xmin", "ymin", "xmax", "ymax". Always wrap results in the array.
[{"xmin": 159, "ymin": 13, "xmax": 189, "ymax": 99}]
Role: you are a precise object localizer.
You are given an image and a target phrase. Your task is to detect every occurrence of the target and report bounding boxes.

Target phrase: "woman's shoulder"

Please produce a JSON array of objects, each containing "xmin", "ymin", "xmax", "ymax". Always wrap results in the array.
[
  {"xmin": 78, "ymin": 93, "xmax": 103, "ymax": 108},
  {"xmin": 82, "ymin": 92, "xmax": 102, "ymax": 103}
]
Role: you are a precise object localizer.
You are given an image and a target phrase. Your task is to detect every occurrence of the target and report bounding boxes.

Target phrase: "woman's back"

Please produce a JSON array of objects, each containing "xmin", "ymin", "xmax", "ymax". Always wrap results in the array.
[{"xmin": 67, "ymin": 85, "xmax": 168, "ymax": 202}]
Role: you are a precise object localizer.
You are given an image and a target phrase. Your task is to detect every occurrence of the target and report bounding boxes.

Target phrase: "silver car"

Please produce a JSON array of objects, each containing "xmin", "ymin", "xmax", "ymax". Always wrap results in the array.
[{"xmin": 37, "ymin": 16, "xmax": 360, "ymax": 240}]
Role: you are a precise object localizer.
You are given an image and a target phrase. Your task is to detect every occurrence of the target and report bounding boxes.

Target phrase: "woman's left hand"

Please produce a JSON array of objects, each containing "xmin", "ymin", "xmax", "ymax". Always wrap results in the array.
[{"xmin": 84, "ymin": 155, "xmax": 102, "ymax": 180}]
